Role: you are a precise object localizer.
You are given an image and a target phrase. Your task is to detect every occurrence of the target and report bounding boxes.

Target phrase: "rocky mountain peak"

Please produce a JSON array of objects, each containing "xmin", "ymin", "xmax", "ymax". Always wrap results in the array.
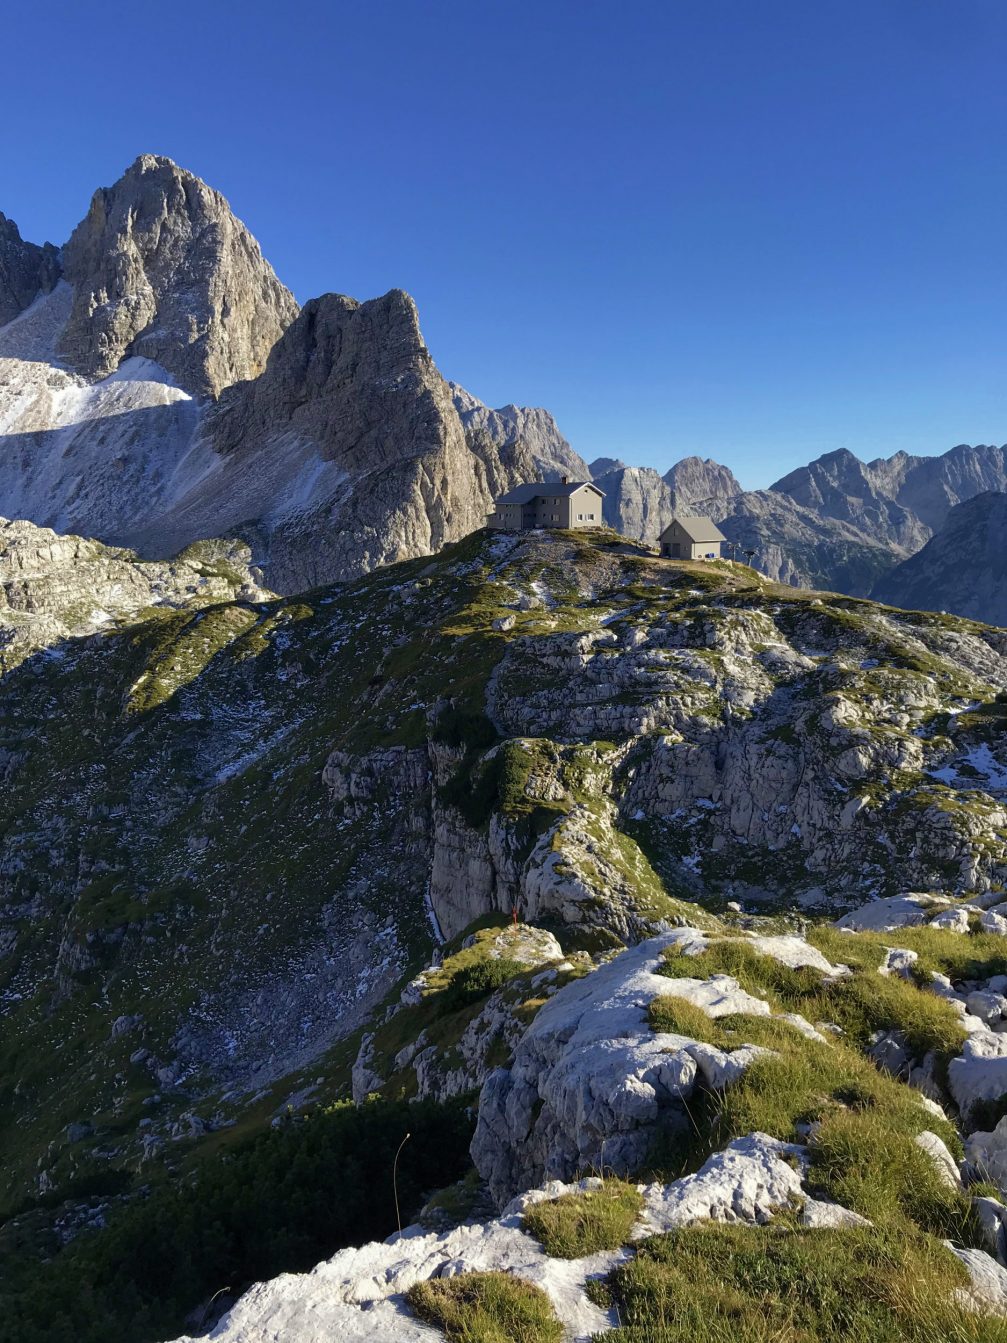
[
  {"xmin": 592, "ymin": 462, "xmax": 673, "ymax": 541},
  {"xmin": 450, "ymin": 383, "xmax": 591, "ymax": 483},
  {"xmin": 208, "ymin": 287, "xmax": 450, "ymax": 465},
  {"xmin": 0, "ymin": 212, "xmax": 61, "ymax": 326},
  {"xmin": 588, "ymin": 456, "xmax": 626, "ymax": 476},
  {"xmin": 176, "ymin": 286, "xmax": 491, "ymax": 592},
  {"xmin": 872, "ymin": 489, "xmax": 1007, "ymax": 624},
  {"xmin": 663, "ymin": 455, "xmax": 743, "ymax": 509},
  {"xmin": 56, "ymin": 154, "xmax": 299, "ymax": 398}
]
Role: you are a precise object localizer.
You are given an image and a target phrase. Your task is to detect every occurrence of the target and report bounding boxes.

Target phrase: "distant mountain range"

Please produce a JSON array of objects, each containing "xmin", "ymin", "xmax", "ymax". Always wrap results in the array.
[
  {"xmin": 0, "ymin": 155, "xmax": 1005, "ymax": 622},
  {"xmin": 561, "ymin": 443, "xmax": 1007, "ymax": 616}
]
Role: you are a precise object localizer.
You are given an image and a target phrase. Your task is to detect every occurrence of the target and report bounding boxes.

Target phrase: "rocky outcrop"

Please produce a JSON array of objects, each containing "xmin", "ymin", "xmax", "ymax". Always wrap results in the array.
[
  {"xmin": 872, "ymin": 493, "xmax": 1007, "ymax": 625},
  {"xmin": 664, "ymin": 456, "xmax": 743, "ymax": 511},
  {"xmin": 0, "ymin": 214, "xmax": 60, "ymax": 326},
  {"xmin": 351, "ymin": 926, "xmax": 570, "ymax": 1104},
  {"xmin": 588, "ymin": 456, "xmax": 625, "ymax": 477},
  {"xmin": 592, "ymin": 464, "xmax": 673, "ymax": 543},
  {"xmin": 894, "ymin": 443, "xmax": 1007, "ymax": 532},
  {"xmin": 161, "ymin": 289, "xmax": 493, "ymax": 591},
  {"xmin": 0, "ymin": 517, "xmax": 269, "ymax": 670},
  {"xmin": 473, "ymin": 933, "xmax": 777, "ymax": 1204},
  {"xmin": 589, "ymin": 457, "xmax": 742, "ymax": 547},
  {"xmin": 320, "ymin": 532, "xmax": 1007, "ymax": 941},
  {"xmin": 0, "ymin": 270, "xmax": 496, "ymax": 594},
  {"xmin": 770, "ymin": 448, "xmax": 934, "ymax": 552},
  {"xmin": 449, "ymin": 383, "xmax": 590, "ymax": 483},
  {"xmin": 57, "ymin": 154, "xmax": 298, "ymax": 398}
]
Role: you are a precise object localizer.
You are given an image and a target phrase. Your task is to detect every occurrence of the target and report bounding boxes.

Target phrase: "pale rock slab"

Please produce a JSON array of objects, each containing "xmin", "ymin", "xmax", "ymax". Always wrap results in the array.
[
  {"xmin": 471, "ymin": 934, "xmax": 774, "ymax": 1206},
  {"xmin": 743, "ymin": 934, "xmax": 840, "ymax": 974},
  {"xmin": 169, "ymin": 1180, "xmax": 627, "ymax": 1343},
  {"xmin": 834, "ymin": 894, "xmax": 940, "ymax": 932},
  {"xmin": 952, "ymin": 1245, "xmax": 1007, "ymax": 1316},
  {"xmin": 949, "ymin": 1054, "xmax": 1007, "ymax": 1123},
  {"xmin": 878, "ymin": 947, "xmax": 918, "ymax": 978},
  {"xmin": 966, "ymin": 1117, "xmax": 1007, "ymax": 1194},
  {"xmin": 982, "ymin": 909, "xmax": 1007, "ymax": 937},
  {"xmin": 637, "ymin": 1133, "xmax": 807, "ymax": 1231},
  {"xmin": 799, "ymin": 1198, "xmax": 872, "ymax": 1229},
  {"xmin": 930, "ymin": 906, "xmax": 971, "ymax": 934},
  {"xmin": 915, "ymin": 1130, "xmax": 962, "ymax": 1189},
  {"xmin": 967, "ymin": 991, "xmax": 1007, "ymax": 1026}
]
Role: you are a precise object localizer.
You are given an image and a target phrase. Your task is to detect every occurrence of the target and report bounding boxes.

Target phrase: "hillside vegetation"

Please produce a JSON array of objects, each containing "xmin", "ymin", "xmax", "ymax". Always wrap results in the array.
[{"xmin": 2, "ymin": 528, "xmax": 1007, "ymax": 1340}]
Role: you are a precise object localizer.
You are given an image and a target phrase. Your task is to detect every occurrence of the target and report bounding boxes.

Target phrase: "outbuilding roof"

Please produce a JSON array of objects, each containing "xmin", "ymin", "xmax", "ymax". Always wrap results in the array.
[
  {"xmin": 660, "ymin": 515, "xmax": 727, "ymax": 544},
  {"xmin": 495, "ymin": 480, "xmax": 604, "ymax": 505}
]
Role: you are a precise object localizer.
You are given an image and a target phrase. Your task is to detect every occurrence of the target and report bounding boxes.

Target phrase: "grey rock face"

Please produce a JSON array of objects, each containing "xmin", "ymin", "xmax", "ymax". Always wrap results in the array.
[
  {"xmin": 0, "ymin": 269, "xmax": 491, "ymax": 594},
  {"xmin": 0, "ymin": 214, "xmax": 61, "ymax": 326},
  {"xmin": 592, "ymin": 464, "xmax": 673, "ymax": 543},
  {"xmin": 771, "ymin": 443, "xmax": 1007, "ymax": 553},
  {"xmin": 872, "ymin": 492, "xmax": 1007, "ymax": 625},
  {"xmin": 470, "ymin": 932, "xmax": 803, "ymax": 1205},
  {"xmin": 588, "ymin": 456, "xmax": 626, "ymax": 476},
  {"xmin": 664, "ymin": 455, "xmax": 743, "ymax": 511},
  {"xmin": 57, "ymin": 154, "xmax": 298, "ymax": 398},
  {"xmin": 896, "ymin": 443, "xmax": 1007, "ymax": 532},
  {"xmin": 175, "ymin": 289, "xmax": 492, "ymax": 591},
  {"xmin": 713, "ymin": 489, "xmax": 904, "ymax": 596},
  {"xmin": 449, "ymin": 383, "xmax": 591, "ymax": 482},
  {"xmin": 771, "ymin": 448, "xmax": 931, "ymax": 551}
]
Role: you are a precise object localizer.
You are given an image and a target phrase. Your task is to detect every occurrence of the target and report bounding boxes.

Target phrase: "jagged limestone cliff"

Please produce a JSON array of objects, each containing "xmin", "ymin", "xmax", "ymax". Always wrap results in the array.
[
  {"xmin": 772, "ymin": 443, "xmax": 1007, "ymax": 551},
  {"xmin": 0, "ymin": 159, "xmax": 516, "ymax": 594},
  {"xmin": 449, "ymin": 382, "xmax": 591, "ymax": 483},
  {"xmin": 0, "ymin": 213, "xmax": 60, "ymax": 326},
  {"xmin": 57, "ymin": 154, "xmax": 299, "ymax": 398}
]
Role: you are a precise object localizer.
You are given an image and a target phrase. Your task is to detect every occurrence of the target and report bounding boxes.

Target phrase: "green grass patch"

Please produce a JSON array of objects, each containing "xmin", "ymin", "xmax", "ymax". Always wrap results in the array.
[
  {"xmin": 522, "ymin": 1180, "xmax": 643, "ymax": 1258},
  {"xmin": 658, "ymin": 938, "xmax": 966, "ymax": 1062},
  {"xmin": 595, "ymin": 1221, "xmax": 996, "ymax": 1342},
  {"xmin": 408, "ymin": 1271, "xmax": 563, "ymax": 1343},
  {"xmin": 809, "ymin": 925, "xmax": 1007, "ymax": 985}
]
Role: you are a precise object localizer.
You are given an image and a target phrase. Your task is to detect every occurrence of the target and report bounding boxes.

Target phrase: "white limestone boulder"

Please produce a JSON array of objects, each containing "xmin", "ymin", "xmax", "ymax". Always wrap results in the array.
[
  {"xmin": 930, "ymin": 906, "xmax": 971, "ymax": 934},
  {"xmin": 637, "ymin": 1133, "xmax": 806, "ymax": 1231},
  {"xmin": 966, "ymin": 1116, "xmax": 1007, "ymax": 1193},
  {"xmin": 952, "ymin": 1246, "xmax": 1007, "ymax": 1315},
  {"xmin": 949, "ymin": 1052, "xmax": 1007, "ymax": 1124},
  {"xmin": 834, "ymin": 894, "xmax": 941, "ymax": 932},
  {"xmin": 470, "ymin": 933, "xmax": 773, "ymax": 1206},
  {"xmin": 915, "ymin": 1130, "xmax": 962, "ymax": 1189}
]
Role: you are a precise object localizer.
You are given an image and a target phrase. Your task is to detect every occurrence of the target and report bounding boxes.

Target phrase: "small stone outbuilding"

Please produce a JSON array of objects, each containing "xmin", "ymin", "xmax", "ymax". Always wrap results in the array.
[
  {"xmin": 658, "ymin": 516, "xmax": 726, "ymax": 560},
  {"xmin": 487, "ymin": 478, "xmax": 605, "ymax": 531}
]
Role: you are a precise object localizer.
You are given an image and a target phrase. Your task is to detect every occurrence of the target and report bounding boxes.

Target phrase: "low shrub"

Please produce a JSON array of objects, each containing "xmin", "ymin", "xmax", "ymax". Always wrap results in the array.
[
  {"xmin": 444, "ymin": 957, "xmax": 528, "ymax": 1009},
  {"xmin": 0, "ymin": 1098, "xmax": 473, "ymax": 1343}
]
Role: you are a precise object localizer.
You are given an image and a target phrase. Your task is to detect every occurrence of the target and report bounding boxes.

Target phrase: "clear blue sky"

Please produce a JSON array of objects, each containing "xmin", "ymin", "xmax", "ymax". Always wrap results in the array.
[{"xmin": 3, "ymin": 0, "xmax": 1005, "ymax": 486}]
